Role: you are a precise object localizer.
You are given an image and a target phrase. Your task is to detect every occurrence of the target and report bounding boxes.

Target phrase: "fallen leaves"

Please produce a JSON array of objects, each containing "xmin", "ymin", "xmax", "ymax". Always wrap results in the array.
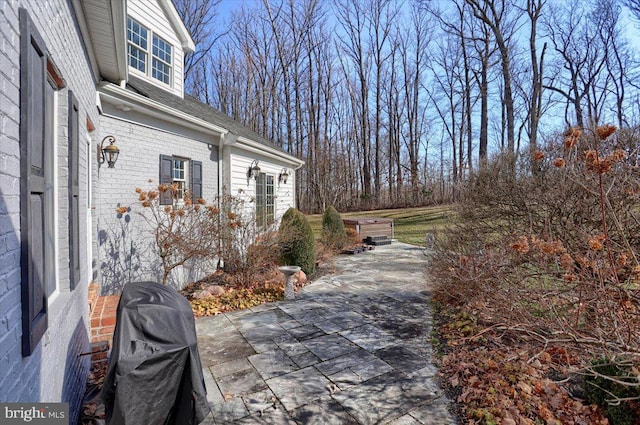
[{"xmin": 433, "ymin": 306, "xmax": 610, "ymax": 424}]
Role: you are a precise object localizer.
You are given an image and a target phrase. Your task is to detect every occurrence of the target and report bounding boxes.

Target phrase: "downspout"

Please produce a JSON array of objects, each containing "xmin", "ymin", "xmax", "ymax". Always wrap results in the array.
[{"xmin": 216, "ymin": 134, "xmax": 224, "ymax": 270}]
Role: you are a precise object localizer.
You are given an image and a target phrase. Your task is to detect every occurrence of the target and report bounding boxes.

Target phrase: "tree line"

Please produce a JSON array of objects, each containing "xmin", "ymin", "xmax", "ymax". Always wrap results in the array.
[{"xmin": 175, "ymin": 0, "xmax": 640, "ymax": 213}]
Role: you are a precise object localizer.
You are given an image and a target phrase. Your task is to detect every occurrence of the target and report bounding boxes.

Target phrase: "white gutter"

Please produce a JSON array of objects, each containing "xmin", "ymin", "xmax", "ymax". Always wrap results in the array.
[{"xmin": 98, "ymin": 82, "xmax": 228, "ymax": 136}]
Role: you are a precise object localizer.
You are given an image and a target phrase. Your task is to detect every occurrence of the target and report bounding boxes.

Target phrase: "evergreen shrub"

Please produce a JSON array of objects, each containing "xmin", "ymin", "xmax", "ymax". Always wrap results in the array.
[
  {"xmin": 321, "ymin": 206, "xmax": 348, "ymax": 250},
  {"xmin": 584, "ymin": 358, "xmax": 640, "ymax": 425},
  {"xmin": 278, "ymin": 207, "xmax": 316, "ymax": 275}
]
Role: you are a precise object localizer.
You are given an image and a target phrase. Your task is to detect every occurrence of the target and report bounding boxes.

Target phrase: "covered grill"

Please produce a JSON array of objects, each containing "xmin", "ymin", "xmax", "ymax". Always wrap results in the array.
[{"xmin": 102, "ymin": 281, "xmax": 209, "ymax": 425}]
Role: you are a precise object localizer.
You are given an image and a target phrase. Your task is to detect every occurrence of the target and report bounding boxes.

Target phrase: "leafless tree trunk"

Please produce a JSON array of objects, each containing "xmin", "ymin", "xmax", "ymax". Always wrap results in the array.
[
  {"xmin": 335, "ymin": 0, "xmax": 373, "ymax": 204},
  {"xmin": 465, "ymin": 0, "xmax": 520, "ymax": 155}
]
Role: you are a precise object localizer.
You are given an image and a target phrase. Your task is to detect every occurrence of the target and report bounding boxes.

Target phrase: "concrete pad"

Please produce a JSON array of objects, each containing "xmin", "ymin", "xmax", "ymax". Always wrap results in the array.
[
  {"xmin": 375, "ymin": 346, "xmax": 430, "ymax": 374},
  {"xmin": 332, "ymin": 371, "xmax": 438, "ymax": 424},
  {"xmin": 217, "ymin": 367, "xmax": 268, "ymax": 396},
  {"xmin": 340, "ymin": 324, "xmax": 397, "ymax": 351},
  {"xmin": 265, "ymin": 367, "xmax": 331, "ymax": 411},
  {"xmin": 291, "ymin": 398, "xmax": 359, "ymax": 424},
  {"xmin": 248, "ymin": 348, "xmax": 298, "ymax": 380},
  {"xmin": 198, "ymin": 332, "xmax": 255, "ymax": 367},
  {"xmin": 197, "ymin": 243, "xmax": 456, "ymax": 424},
  {"xmin": 302, "ymin": 333, "xmax": 359, "ymax": 361},
  {"xmin": 210, "ymin": 358, "xmax": 253, "ymax": 379}
]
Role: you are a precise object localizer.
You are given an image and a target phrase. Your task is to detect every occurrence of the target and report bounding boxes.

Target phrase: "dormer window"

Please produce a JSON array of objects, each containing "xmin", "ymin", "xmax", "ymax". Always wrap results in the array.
[{"xmin": 127, "ymin": 17, "xmax": 172, "ymax": 86}]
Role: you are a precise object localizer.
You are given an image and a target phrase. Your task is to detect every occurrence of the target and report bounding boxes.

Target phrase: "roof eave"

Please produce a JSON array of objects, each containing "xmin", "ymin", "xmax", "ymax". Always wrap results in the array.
[
  {"xmin": 235, "ymin": 136, "xmax": 305, "ymax": 168},
  {"xmin": 98, "ymin": 82, "xmax": 228, "ymax": 135},
  {"xmin": 73, "ymin": 0, "xmax": 127, "ymax": 83}
]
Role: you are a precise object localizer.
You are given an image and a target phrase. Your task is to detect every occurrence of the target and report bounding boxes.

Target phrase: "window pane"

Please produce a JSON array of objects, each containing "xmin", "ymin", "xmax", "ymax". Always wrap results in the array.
[
  {"xmin": 173, "ymin": 159, "xmax": 185, "ymax": 179},
  {"xmin": 127, "ymin": 17, "xmax": 148, "ymax": 74},
  {"xmin": 128, "ymin": 45, "xmax": 146, "ymax": 72},
  {"xmin": 266, "ymin": 175, "xmax": 274, "ymax": 225},
  {"xmin": 171, "ymin": 159, "xmax": 187, "ymax": 201},
  {"xmin": 151, "ymin": 35, "xmax": 172, "ymax": 85},
  {"xmin": 152, "ymin": 35, "xmax": 172, "ymax": 64},
  {"xmin": 127, "ymin": 17, "xmax": 147, "ymax": 48},
  {"xmin": 152, "ymin": 58, "xmax": 171, "ymax": 84},
  {"xmin": 256, "ymin": 173, "xmax": 265, "ymax": 227}
]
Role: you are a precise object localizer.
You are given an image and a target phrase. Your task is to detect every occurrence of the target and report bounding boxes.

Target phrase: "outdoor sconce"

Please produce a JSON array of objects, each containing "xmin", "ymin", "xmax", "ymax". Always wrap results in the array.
[
  {"xmin": 98, "ymin": 135, "xmax": 120, "ymax": 168},
  {"xmin": 279, "ymin": 168, "xmax": 290, "ymax": 184},
  {"xmin": 248, "ymin": 160, "xmax": 261, "ymax": 180}
]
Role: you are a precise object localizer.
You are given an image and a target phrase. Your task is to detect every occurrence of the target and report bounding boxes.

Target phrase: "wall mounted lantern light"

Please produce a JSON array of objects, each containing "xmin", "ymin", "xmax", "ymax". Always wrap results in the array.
[
  {"xmin": 98, "ymin": 135, "xmax": 120, "ymax": 168},
  {"xmin": 279, "ymin": 168, "xmax": 290, "ymax": 184},
  {"xmin": 248, "ymin": 160, "xmax": 261, "ymax": 180}
]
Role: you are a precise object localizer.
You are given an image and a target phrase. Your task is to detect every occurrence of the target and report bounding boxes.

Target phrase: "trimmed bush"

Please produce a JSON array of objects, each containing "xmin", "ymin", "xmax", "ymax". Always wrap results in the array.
[
  {"xmin": 321, "ymin": 206, "xmax": 348, "ymax": 251},
  {"xmin": 278, "ymin": 208, "xmax": 316, "ymax": 275}
]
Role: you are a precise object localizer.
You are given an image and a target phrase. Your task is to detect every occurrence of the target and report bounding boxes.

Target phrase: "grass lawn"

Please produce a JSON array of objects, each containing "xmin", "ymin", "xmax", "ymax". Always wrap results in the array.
[{"xmin": 305, "ymin": 205, "xmax": 455, "ymax": 246}]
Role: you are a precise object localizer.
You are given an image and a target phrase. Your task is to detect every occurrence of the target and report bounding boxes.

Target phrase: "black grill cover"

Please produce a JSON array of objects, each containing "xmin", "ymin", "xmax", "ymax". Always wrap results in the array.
[{"xmin": 101, "ymin": 281, "xmax": 209, "ymax": 424}]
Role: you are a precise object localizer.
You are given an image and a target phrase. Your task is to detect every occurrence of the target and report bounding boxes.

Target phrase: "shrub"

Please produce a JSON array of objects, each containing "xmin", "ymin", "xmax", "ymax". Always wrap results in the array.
[
  {"xmin": 279, "ymin": 207, "xmax": 316, "ymax": 275},
  {"xmin": 321, "ymin": 206, "xmax": 348, "ymax": 251},
  {"xmin": 126, "ymin": 184, "xmax": 279, "ymax": 287},
  {"xmin": 431, "ymin": 126, "xmax": 640, "ymax": 415},
  {"xmin": 216, "ymin": 192, "xmax": 280, "ymax": 287},
  {"xmin": 126, "ymin": 184, "xmax": 219, "ymax": 285},
  {"xmin": 584, "ymin": 358, "xmax": 640, "ymax": 424}
]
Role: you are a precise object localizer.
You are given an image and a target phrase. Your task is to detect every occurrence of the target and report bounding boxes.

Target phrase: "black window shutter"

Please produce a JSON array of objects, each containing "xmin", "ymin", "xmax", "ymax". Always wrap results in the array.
[
  {"xmin": 159, "ymin": 154, "xmax": 173, "ymax": 205},
  {"xmin": 191, "ymin": 160, "xmax": 202, "ymax": 200},
  {"xmin": 68, "ymin": 91, "xmax": 80, "ymax": 290},
  {"xmin": 19, "ymin": 8, "xmax": 48, "ymax": 356}
]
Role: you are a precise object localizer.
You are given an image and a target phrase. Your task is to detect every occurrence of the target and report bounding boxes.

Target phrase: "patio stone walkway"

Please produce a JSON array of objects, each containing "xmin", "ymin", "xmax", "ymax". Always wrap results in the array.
[{"xmin": 196, "ymin": 242, "xmax": 457, "ymax": 424}]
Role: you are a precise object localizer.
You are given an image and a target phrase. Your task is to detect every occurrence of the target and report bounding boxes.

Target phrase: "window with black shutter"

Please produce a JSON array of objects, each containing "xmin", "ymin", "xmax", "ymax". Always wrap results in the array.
[
  {"xmin": 159, "ymin": 155, "xmax": 202, "ymax": 205},
  {"xmin": 19, "ymin": 8, "xmax": 63, "ymax": 356},
  {"xmin": 191, "ymin": 160, "xmax": 202, "ymax": 200}
]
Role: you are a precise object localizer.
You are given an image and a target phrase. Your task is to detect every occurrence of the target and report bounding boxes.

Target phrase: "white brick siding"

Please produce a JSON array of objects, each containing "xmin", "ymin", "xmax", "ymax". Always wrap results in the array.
[
  {"xmin": 0, "ymin": 0, "xmax": 96, "ymax": 420},
  {"xmin": 96, "ymin": 114, "xmax": 220, "ymax": 293}
]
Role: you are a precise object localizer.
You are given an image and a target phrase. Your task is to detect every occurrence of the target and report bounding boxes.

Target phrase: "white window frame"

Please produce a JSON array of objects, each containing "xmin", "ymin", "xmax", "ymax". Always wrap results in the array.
[
  {"xmin": 126, "ymin": 16, "xmax": 173, "ymax": 86},
  {"xmin": 152, "ymin": 35, "xmax": 172, "ymax": 84},
  {"xmin": 172, "ymin": 157, "xmax": 189, "ymax": 203},
  {"xmin": 45, "ymin": 77, "xmax": 59, "ymax": 301},
  {"xmin": 256, "ymin": 172, "xmax": 275, "ymax": 228},
  {"xmin": 127, "ymin": 17, "xmax": 147, "ymax": 73}
]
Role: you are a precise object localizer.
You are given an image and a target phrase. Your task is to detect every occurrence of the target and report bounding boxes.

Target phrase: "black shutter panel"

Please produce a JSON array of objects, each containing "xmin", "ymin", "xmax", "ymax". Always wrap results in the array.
[
  {"xmin": 191, "ymin": 160, "xmax": 202, "ymax": 200},
  {"xmin": 159, "ymin": 154, "xmax": 173, "ymax": 205},
  {"xmin": 19, "ymin": 8, "xmax": 48, "ymax": 356},
  {"xmin": 68, "ymin": 91, "xmax": 80, "ymax": 290}
]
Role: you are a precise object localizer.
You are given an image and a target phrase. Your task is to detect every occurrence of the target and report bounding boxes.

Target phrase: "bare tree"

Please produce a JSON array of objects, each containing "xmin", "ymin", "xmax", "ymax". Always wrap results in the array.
[
  {"xmin": 335, "ymin": 0, "xmax": 373, "ymax": 204},
  {"xmin": 183, "ymin": 0, "xmax": 640, "ymax": 212},
  {"xmin": 173, "ymin": 0, "xmax": 225, "ymax": 95},
  {"xmin": 399, "ymin": 1, "xmax": 432, "ymax": 203},
  {"xmin": 525, "ymin": 0, "xmax": 546, "ymax": 156},
  {"xmin": 623, "ymin": 0, "xmax": 640, "ymax": 20},
  {"xmin": 543, "ymin": 0, "xmax": 623, "ymax": 129},
  {"xmin": 465, "ymin": 0, "xmax": 521, "ymax": 155}
]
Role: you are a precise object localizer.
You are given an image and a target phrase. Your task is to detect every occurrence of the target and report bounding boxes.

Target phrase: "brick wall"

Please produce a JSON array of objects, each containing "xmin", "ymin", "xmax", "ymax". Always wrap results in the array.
[
  {"xmin": 96, "ymin": 113, "xmax": 220, "ymax": 294},
  {"xmin": 0, "ymin": 0, "xmax": 97, "ymax": 421}
]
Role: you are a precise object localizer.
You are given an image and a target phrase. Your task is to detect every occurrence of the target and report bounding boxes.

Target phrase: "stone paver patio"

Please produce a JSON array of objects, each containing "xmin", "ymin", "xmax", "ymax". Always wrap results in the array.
[{"xmin": 196, "ymin": 242, "xmax": 457, "ymax": 424}]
